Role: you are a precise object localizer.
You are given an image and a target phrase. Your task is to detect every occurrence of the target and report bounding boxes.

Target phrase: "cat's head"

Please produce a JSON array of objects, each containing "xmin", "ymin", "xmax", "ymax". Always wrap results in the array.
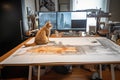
[{"xmin": 45, "ymin": 21, "xmax": 53, "ymax": 29}]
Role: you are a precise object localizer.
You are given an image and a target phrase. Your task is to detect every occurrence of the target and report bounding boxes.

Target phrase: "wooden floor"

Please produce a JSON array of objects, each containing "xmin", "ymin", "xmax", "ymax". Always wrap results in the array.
[{"xmin": 1, "ymin": 66, "xmax": 120, "ymax": 80}]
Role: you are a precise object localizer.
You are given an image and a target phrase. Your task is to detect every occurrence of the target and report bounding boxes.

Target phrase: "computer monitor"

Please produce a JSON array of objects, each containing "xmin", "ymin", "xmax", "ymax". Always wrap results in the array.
[
  {"xmin": 38, "ymin": 12, "xmax": 56, "ymax": 29},
  {"xmin": 71, "ymin": 12, "xmax": 87, "ymax": 30},
  {"xmin": 57, "ymin": 12, "xmax": 71, "ymax": 30},
  {"xmin": 57, "ymin": 11, "xmax": 87, "ymax": 31}
]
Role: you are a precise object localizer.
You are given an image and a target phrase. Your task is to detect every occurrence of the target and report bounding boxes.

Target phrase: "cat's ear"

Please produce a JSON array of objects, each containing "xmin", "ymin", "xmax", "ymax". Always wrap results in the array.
[
  {"xmin": 47, "ymin": 22, "xmax": 52, "ymax": 27},
  {"xmin": 45, "ymin": 21, "xmax": 50, "ymax": 26},
  {"xmin": 46, "ymin": 22, "xmax": 49, "ymax": 26}
]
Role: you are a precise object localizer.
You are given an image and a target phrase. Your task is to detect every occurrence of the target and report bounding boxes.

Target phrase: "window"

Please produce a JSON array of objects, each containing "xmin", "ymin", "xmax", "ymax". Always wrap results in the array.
[
  {"xmin": 73, "ymin": 0, "xmax": 109, "ymax": 12},
  {"xmin": 72, "ymin": 0, "xmax": 110, "ymax": 32}
]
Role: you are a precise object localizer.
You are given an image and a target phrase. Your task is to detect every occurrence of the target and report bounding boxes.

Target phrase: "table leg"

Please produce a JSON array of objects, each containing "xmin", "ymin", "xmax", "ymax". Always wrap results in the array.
[
  {"xmin": 38, "ymin": 65, "xmax": 41, "ymax": 80},
  {"xmin": 99, "ymin": 64, "xmax": 102, "ymax": 79},
  {"xmin": 28, "ymin": 65, "xmax": 33, "ymax": 80},
  {"xmin": 111, "ymin": 64, "xmax": 115, "ymax": 80}
]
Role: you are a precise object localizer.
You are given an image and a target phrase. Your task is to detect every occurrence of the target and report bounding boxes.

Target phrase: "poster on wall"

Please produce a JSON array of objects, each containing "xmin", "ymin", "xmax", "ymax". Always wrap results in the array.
[{"xmin": 39, "ymin": 0, "xmax": 56, "ymax": 11}]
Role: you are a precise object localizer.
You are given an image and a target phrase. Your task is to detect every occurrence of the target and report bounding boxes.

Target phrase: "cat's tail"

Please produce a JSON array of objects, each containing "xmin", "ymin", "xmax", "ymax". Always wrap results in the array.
[{"xmin": 24, "ymin": 43, "xmax": 36, "ymax": 47}]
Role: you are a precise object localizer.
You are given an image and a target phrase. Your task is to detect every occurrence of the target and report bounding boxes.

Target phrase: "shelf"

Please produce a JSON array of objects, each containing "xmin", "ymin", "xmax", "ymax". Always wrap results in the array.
[{"xmin": 87, "ymin": 13, "xmax": 111, "ymax": 18}]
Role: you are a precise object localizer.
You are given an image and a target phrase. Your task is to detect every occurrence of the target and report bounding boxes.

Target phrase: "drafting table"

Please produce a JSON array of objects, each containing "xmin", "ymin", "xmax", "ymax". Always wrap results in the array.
[{"xmin": 0, "ymin": 37, "xmax": 120, "ymax": 80}]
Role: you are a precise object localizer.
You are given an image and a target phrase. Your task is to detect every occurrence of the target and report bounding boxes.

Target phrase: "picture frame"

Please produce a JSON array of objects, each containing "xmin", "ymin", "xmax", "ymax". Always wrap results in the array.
[{"xmin": 39, "ymin": 0, "xmax": 56, "ymax": 11}]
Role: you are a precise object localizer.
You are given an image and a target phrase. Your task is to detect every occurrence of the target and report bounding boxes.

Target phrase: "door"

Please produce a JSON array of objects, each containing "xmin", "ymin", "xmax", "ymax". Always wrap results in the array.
[{"xmin": 0, "ymin": 0, "xmax": 23, "ymax": 56}]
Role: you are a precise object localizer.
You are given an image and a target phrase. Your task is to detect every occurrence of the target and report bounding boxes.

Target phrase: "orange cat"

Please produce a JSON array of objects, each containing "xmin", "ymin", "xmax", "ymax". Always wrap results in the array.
[{"xmin": 24, "ymin": 21, "xmax": 53, "ymax": 47}]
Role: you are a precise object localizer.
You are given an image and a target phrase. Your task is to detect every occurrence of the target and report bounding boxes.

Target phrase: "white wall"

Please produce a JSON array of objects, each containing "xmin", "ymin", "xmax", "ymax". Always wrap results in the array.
[
  {"xmin": 25, "ymin": 0, "xmax": 35, "ymax": 14},
  {"xmin": 22, "ymin": 0, "xmax": 36, "ymax": 34},
  {"xmin": 54, "ymin": 0, "xmax": 58, "ymax": 11}
]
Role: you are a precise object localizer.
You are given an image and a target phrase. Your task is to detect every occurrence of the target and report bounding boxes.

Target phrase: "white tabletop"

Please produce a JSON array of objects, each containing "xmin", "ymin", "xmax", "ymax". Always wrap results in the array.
[{"xmin": 0, "ymin": 37, "xmax": 120, "ymax": 65}]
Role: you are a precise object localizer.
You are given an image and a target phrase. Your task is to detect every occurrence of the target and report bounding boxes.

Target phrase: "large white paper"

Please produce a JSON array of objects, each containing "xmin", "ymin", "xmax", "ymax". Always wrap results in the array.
[{"xmin": 1, "ymin": 37, "xmax": 120, "ymax": 65}]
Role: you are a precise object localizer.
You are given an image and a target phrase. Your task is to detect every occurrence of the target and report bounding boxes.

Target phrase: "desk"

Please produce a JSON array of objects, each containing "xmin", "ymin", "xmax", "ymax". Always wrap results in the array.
[{"xmin": 0, "ymin": 37, "xmax": 120, "ymax": 80}]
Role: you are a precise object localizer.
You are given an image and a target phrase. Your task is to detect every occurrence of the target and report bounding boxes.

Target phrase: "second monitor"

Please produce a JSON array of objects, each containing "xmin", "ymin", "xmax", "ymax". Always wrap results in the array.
[{"xmin": 57, "ymin": 12, "xmax": 87, "ymax": 31}]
